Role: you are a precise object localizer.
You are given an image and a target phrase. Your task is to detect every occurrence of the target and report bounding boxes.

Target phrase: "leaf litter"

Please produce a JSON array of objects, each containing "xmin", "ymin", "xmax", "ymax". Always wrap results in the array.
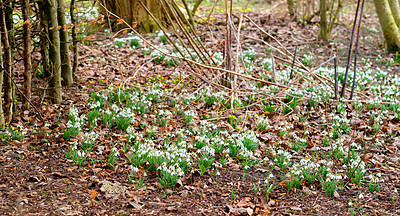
[{"xmin": 1, "ymin": 3, "xmax": 400, "ymax": 216}]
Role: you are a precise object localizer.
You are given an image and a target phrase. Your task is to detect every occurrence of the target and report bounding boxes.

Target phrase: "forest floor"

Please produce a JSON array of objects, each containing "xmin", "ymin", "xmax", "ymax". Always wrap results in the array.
[{"xmin": 1, "ymin": 1, "xmax": 400, "ymax": 216}]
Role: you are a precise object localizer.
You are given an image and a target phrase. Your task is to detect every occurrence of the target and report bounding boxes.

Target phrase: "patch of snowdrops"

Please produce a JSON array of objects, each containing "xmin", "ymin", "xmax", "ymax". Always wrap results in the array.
[{"xmin": 63, "ymin": 43, "xmax": 398, "ymax": 197}]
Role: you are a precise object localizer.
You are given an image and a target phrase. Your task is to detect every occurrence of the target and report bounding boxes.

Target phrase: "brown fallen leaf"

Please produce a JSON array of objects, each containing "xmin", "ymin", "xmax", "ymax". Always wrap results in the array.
[
  {"xmin": 169, "ymin": 195, "xmax": 180, "ymax": 199},
  {"xmin": 92, "ymin": 168, "xmax": 102, "ymax": 173},
  {"xmin": 89, "ymin": 189, "xmax": 98, "ymax": 200},
  {"xmin": 11, "ymin": 140, "xmax": 21, "ymax": 147},
  {"xmin": 237, "ymin": 201, "xmax": 251, "ymax": 208},
  {"xmin": 279, "ymin": 180, "xmax": 287, "ymax": 188},
  {"xmin": 166, "ymin": 206, "xmax": 176, "ymax": 211},
  {"xmin": 247, "ymin": 207, "xmax": 254, "ymax": 216},
  {"xmin": 89, "ymin": 189, "xmax": 98, "ymax": 207},
  {"xmin": 237, "ymin": 197, "xmax": 254, "ymax": 208},
  {"xmin": 126, "ymin": 190, "xmax": 136, "ymax": 198},
  {"xmin": 127, "ymin": 201, "xmax": 142, "ymax": 209},
  {"xmin": 307, "ymin": 140, "xmax": 314, "ymax": 148}
]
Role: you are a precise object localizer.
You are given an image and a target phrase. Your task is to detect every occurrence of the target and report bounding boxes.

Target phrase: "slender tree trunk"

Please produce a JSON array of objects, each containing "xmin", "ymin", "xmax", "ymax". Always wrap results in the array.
[
  {"xmin": 70, "ymin": 0, "xmax": 78, "ymax": 76},
  {"xmin": 388, "ymin": 0, "xmax": 400, "ymax": 27},
  {"xmin": 328, "ymin": 0, "xmax": 342, "ymax": 33},
  {"xmin": 39, "ymin": 0, "xmax": 51, "ymax": 78},
  {"xmin": 318, "ymin": 0, "xmax": 330, "ymax": 41},
  {"xmin": 287, "ymin": 0, "xmax": 296, "ymax": 21},
  {"xmin": 181, "ymin": 0, "xmax": 197, "ymax": 32},
  {"xmin": 22, "ymin": 0, "xmax": 32, "ymax": 110},
  {"xmin": 0, "ymin": 22, "xmax": 5, "ymax": 128},
  {"xmin": 374, "ymin": 0, "xmax": 400, "ymax": 52},
  {"xmin": 5, "ymin": 0, "xmax": 15, "ymax": 116},
  {"xmin": 57, "ymin": 0, "xmax": 73, "ymax": 86},
  {"xmin": 0, "ymin": 0, "xmax": 13, "ymax": 123},
  {"xmin": 191, "ymin": 0, "xmax": 203, "ymax": 15},
  {"xmin": 318, "ymin": 0, "xmax": 341, "ymax": 41},
  {"xmin": 48, "ymin": 0, "xmax": 62, "ymax": 103}
]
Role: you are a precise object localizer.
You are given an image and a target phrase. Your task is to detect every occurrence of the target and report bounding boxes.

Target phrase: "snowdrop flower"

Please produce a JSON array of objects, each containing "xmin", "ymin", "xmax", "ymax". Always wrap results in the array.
[
  {"xmin": 131, "ymin": 165, "xmax": 139, "ymax": 173},
  {"xmin": 77, "ymin": 150, "xmax": 83, "ymax": 157},
  {"xmin": 111, "ymin": 147, "xmax": 119, "ymax": 154}
]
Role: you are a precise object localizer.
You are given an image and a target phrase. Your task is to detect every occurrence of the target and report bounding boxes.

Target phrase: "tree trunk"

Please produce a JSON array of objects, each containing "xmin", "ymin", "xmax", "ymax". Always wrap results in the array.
[
  {"xmin": 22, "ymin": 0, "xmax": 32, "ymax": 110},
  {"xmin": 374, "ymin": 0, "xmax": 400, "ymax": 53},
  {"xmin": 191, "ymin": 0, "xmax": 204, "ymax": 15},
  {"xmin": 48, "ymin": 0, "xmax": 62, "ymax": 103},
  {"xmin": 287, "ymin": 0, "xmax": 296, "ymax": 21},
  {"xmin": 0, "ymin": 20, "xmax": 5, "ymax": 128},
  {"xmin": 181, "ymin": 0, "xmax": 197, "ymax": 32},
  {"xmin": 319, "ymin": 0, "xmax": 330, "ymax": 41},
  {"xmin": 39, "ymin": 0, "xmax": 51, "ymax": 78},
  {"xmin": 318, "ymin": 0, "xmax": 341, "ymax": 41},
  {"xmin": 5, "ymin": 0, "xmax": 15, "ymax": 119},
  {"xmin": 0, "ymin": 0, "xmax": 13, "ymax": 123},
  {"xmin": 70, "ymin": 0, "xmax": 78, "ymax": 76},
  {"xmin": 102, "ymin": 0, "xmax": 171, "ymax": 33},
  {"xmin": 57, "ymin": 0, "xmax": 73, "ymax": 86},
  {"xmin": 388, "ymin": 0, "xmax": 400, "ymax": 28}
]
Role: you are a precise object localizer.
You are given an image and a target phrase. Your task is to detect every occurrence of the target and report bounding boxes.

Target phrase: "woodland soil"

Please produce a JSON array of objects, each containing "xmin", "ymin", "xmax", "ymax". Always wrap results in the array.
[{"xmin": 1, "ymin": 3, "xmax": 399, "ymax": 215}]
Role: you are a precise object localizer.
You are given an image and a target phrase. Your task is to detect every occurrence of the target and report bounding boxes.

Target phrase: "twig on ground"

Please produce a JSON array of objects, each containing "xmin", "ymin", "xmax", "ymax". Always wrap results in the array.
[
  {"xmin": 290, "ymin": 45, "xmax": 298, "ymax": 79},
  {"xmin": 212, "ymin": 56, "xmax": 337, "ymax": 114}
]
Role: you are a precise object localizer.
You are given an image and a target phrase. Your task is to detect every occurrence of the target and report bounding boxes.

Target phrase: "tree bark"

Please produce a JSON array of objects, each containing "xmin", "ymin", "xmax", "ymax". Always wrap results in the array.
[
  {"xmin": 5, "ymin": 0, "xmax": 15, "ymax": 118},
  {"xmin": 287, "ymin": 0, "xmax": 296, "ymax": 21},
  {"xmin": 191, "ymin": 0, "xmax": 204, "ymax": 15},
  {"xmin": 57, "ymin": 0, "xmax": 73, "ymax": 86},
  {"xmin": 22, "ymin": 0, "xmax": 32, "ymax": 110},
  {"xmin": 0, "ymin": 0, "xmax": 13, "ymax": 123},
  {"xmin": 70, "ymin": 0, "xmax": 78, "ymax": 76},
  {"xmin": 374, "ymin": 0, "xmax": 400, "ymax": 53},
  {"xmin": 102, "ymin": 0, "xmax": 170, "ymax": 33},
  {"xmin": 388, "ymin": 0, "xmax": 400, "ymax": 28},
  {"xmin": 319, "ymin": 0, "xmax": 330, "ymax": 41},
  {"xmin": 48, "ymin": 0, "xmax": 62, "ymax": 103},
  {"xmin": 181, "ymin": 0, "xmax": 197, "ymax": 32},
  {"xmin": 39, "ymin": 0, "xmax": 51, "ymax": 78},
  {"xmin": 318, "ymin": 0, "xmax": 342, "ymax": 41},
  {"xmin": 0, "ymin": 19, "xmax": 5, "ymax": 128}
]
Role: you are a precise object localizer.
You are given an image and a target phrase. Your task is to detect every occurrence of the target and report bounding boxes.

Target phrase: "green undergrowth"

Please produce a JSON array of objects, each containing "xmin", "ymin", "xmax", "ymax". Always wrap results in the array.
[
  {"xmin": 62, "ymin": 47, "xmax": 400, "ymax": 198},
  {"xmin": 61, "ymin": 34, "xmax": 400, "ymax": 197}
]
